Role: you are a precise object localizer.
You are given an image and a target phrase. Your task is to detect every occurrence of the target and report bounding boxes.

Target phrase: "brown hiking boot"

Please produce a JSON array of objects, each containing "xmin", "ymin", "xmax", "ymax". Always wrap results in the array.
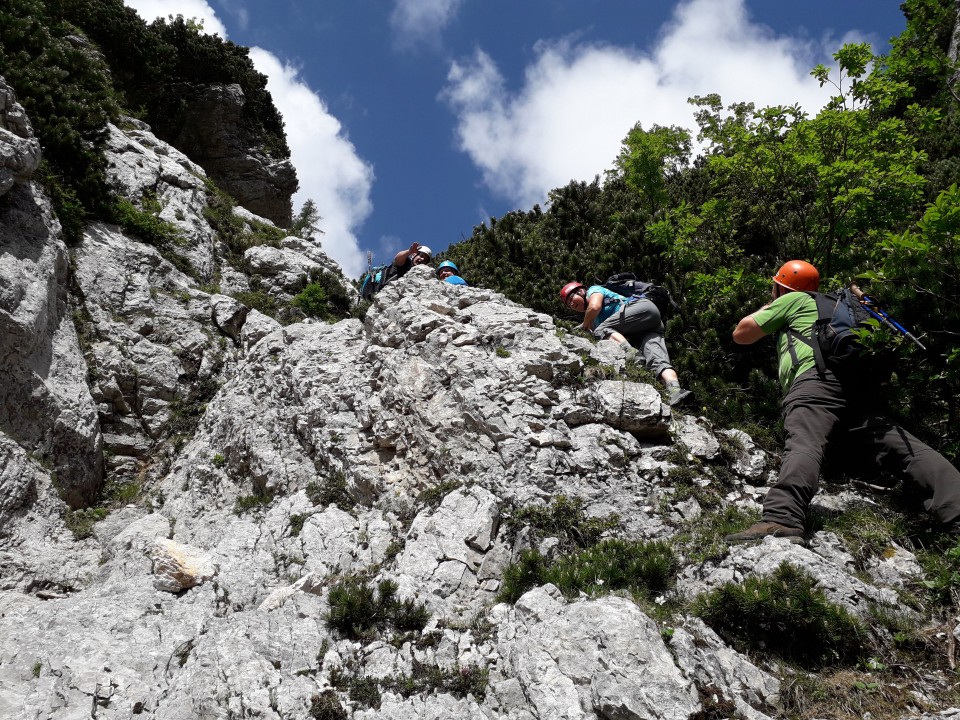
[{"xmin": 724, "ymin": 521, "xmax": 805, "ymax": 545}]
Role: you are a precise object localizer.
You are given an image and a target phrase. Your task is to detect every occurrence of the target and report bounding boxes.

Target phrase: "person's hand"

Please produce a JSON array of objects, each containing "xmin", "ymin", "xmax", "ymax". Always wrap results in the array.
[{"xmin": 408, "ymin": 242, "xmax": 421, "ymax": 254}]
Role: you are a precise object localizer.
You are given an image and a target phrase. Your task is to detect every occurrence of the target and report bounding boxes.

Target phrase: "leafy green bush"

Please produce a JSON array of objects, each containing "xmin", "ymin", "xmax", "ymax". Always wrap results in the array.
[
  {"xmin": 292, "ymin": 273, "xmax": 352, "ymax": 322},
  {"xmin": 202, "ymin": 179, "xmax": 283, "ymax": 269},
  {"xmin": 499, "ymin": 539, "xmax": 677, "ymax": 603},
  {"xmin": 230, "ymin": 290, "xmax": 280, "ymax": 320},
  {"xmin": 110, "ymin": 196, "xmax": 199, "ymax": 277},
  {"xmin": 692, "ymin": 562, "xmax": 868, "ymax": 669},
  {"xmin": 325, "ymin": 577, "xmax": 430, "ymax": 640}
]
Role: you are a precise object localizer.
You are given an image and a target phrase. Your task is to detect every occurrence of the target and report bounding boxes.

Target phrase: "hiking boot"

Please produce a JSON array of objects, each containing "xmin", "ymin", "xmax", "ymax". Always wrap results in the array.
[
  {"xmin": 667, "ymin": 386, "xmax": 693, "ymax": 407},
  {"xmin": 724, "ymin": 521, "xmax": 805, "ymax": 545}
]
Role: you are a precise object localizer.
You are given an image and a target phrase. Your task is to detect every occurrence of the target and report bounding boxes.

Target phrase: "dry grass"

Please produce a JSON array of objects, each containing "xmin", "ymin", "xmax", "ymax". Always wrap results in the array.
[{"xmin": 780, "ymin": 664, "xmax": 959, "ymax": 720}]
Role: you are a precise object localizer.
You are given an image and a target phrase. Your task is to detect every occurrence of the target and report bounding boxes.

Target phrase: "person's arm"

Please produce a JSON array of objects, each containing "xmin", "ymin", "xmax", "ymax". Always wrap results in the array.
[
  {"xmin": 580, "ymin": 292, "xmax": 605, "ymax": 330},
  {"xmin": 732, "ymin": 304, "xmax": 771, "ymax": 345},
  {"xmin": 393, "ymin": 242, "xmax": 420, "ymax": 267}
]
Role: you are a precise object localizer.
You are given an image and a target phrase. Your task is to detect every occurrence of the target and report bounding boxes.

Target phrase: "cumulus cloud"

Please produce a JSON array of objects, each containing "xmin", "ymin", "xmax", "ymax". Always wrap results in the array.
[
  {"xmin": 123, "ymin": 1, "xmax": 373, "ymax": 277},
  {"xmin": 124, "ymin": 0, "xmax": 226, "ymax": 35},
  {"xmin": 441, "ymin": 0, "xmax": 849, "ymax": 208},
  {"xmin": 391, "ymin": 0, "xmax": 464, "ymax": 49},
  {"xmin": 249, "ymin": 50, "xmax": 373, "ymax": 277}
]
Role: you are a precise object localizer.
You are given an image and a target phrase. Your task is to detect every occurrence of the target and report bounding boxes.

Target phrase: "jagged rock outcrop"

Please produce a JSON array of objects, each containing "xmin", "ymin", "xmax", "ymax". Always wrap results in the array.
[
  {"xmin": 0, "ymin": 77, "xmax": 102, "ymax": 507},
  {"xmin": 0, "ymin": 77, "xmax": 956, "ymax": 720},
  {"xmin": 0, "ymin": 75, "xmax": 41, "ymax": 195},
  {"xmin": 166, "ymin": 83, "xmax": 298, "ymax": 227}
]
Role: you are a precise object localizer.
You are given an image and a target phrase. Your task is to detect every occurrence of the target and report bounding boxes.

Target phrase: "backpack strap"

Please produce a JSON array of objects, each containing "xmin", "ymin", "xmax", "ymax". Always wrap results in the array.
[{"xmin": 779, "ymin": 291, "xmax": 834, "ymax": 376}]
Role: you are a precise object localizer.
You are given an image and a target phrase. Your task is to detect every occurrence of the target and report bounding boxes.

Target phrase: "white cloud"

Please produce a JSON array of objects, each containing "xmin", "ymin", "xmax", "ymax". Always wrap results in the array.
[
  {"xmin": 391, "ymin": 0, "xmax": 464, "ymax": 48},
  {"xmin": 441, "ymin": 0, "xmax": 849, "ymax": 208},
  {"xmin": 249, "ymin": 50, "xmax": 374, "ymax": 278},
  {"xmin": 123, "ymin": 1, "xmax": 373, "ymax": 277},
  {"xmin": 124, "ymin": 0, "xmax": 226, "ymax": 35},
  {"xmin": 216, "ymin": 0, "xmax": 250, "ymax": 31}
]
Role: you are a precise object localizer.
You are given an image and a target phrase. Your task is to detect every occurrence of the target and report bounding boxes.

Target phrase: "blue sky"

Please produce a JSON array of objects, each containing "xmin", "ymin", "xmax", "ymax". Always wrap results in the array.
[{"xmin": 124, "ymin": 1, "xmax": 907, "ymax": 278}]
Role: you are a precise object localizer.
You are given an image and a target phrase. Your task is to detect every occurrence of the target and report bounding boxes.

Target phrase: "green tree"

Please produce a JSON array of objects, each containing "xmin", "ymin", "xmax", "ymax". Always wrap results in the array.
[
  {"xmin": 291, "ymin": 199, "xmax": 323, "ymax": 241},
  {"xmin": 691, "ymin": 43, "xmax": 927, "ymax": 279},
  {"xmin": 611, "ymin": 123, "xmax": 692, "ymax": 216}
]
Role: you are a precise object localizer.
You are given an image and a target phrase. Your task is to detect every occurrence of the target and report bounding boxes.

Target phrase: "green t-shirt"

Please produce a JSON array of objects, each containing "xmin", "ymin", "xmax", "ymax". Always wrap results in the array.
[{"xmin": 750, "ymin": 292, "xmax": 819, "ymax": 392}]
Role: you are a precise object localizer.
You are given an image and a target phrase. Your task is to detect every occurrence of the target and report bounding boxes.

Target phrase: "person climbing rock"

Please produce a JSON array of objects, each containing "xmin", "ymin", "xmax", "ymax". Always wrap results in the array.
[
  {"xmin": 437, "ymin": 260, "xmax": 468, "ymax": 286},
  {"xmin": 560, "ymin": 280, "xmax": 692, "ymax": 407},
  {"xmin": 725, "ymin": 260, "xmax": 960, "ymax": 545},
  {"xmin": 359, "ymin": 242, "xmax": 433, "ymax": 300},
  {"xmin": 391, "ymin": 242, "xmax": 432, "ymax": 281}
]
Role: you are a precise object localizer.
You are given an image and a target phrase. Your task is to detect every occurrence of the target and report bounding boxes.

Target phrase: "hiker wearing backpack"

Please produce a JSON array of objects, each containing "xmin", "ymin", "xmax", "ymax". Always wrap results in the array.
[
  {"xmin": 560, "ymin": 280, "xmax": 692, "ymax": 406},
  {"xmin": 358, "ymin": 242, "xmax": 433, "ymax": 301},
  {"xmin": 725, "ymin": 260, "xmax": 960, "ymax": 544},
  {"xmin": 392, "ymin": 242, "xmax": 432, "ymax": 279}
]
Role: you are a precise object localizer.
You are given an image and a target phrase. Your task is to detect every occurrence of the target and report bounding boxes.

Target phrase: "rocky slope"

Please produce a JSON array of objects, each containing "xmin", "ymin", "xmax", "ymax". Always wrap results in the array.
[{"xmin": 0, "ymin": 75, "xmax": 958, "ymax": 720}]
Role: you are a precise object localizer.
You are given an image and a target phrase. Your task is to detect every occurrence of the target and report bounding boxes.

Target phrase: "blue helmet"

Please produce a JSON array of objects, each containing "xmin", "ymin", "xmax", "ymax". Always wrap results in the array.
[{"xmin": 437, "ymin": 260, "xmax": 459, "ymax": 276}]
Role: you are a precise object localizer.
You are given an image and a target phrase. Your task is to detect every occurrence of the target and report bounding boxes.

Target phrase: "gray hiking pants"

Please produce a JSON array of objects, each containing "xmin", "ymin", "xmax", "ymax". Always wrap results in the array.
[
  {"xmin": 593, "ymin": 298, "xmax": 673, "ymax": 380},
  {"xmin": 762, "ymin": 367, "xmax": 960, "ymax": 530}
]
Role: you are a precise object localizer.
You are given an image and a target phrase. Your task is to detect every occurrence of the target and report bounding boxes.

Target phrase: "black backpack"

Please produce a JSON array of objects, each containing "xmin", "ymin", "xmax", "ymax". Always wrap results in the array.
[
  {"xmin": 601, "ymin": 272, "xmax": 679, "ymax": 318},
  {"xmin": 785, "ymin": 288, "xmax": 892, "ymax": 377}
]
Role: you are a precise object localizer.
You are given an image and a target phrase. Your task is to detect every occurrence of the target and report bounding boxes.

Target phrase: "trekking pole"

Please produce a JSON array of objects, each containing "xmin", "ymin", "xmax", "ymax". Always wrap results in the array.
[{"xmin": 849, "ymin": 284, "xmax": 927, "ymax": 351}]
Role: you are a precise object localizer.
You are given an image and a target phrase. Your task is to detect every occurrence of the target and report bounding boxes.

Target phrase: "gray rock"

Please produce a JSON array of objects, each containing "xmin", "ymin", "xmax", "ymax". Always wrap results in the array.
[
  {"xmin": 151, "ymin": 538, "xmax": 218, "ymax": 592},
  {"xmin": 163, "ymin": 83, "xmax": 297, "ymax": 226},
  {"xmin": 497, "ymin": 587, "xmax": 699, "ymax": 720},
  {"xmin": 210, "ymin": 293, "xmax": 249, "ymax": 343},
  {"xmin": 0, "ymin": 77, "xmax": 41, "ymax": 196},
  {"xmin": 0, "ymin": 173, "xmax": 102, "ymax": 506},
  {"xmin": 594, "ymin": 380, "xmax": 671, "ymax": 437}
]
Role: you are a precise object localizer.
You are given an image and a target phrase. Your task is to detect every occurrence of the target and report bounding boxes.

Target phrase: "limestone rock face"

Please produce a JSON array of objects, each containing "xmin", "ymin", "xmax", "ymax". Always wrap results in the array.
[
  {"xmin": 0, "ymin": 77, "xmax": 101, "ymax": 506},
  {"xmin": 151, "ymin": 537, "xmax": 218, "ymax": 592},
  {"xmin": 165, "ymin": 83, "xmax": 297, "ymax": 226},
  {"xmin": 0, "ymin": 76, "xmax": 41, "ymax": 197},
  {"xmin": 494, "ymin": 586, "xmax": 700, "ymax": 720},
  {"xmin": 0, "ymin": 78, "xmax": 952, "ymax": 720}
]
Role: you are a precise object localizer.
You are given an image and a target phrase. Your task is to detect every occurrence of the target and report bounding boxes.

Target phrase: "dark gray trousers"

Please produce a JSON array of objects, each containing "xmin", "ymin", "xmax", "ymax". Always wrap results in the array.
[
  {"xmin": 763, "ymin": 368, "xmax": 960, "ymax": 529},
  {"xmin": 593, "ymin": 299, "xmax": 673, "ymax": 379}
]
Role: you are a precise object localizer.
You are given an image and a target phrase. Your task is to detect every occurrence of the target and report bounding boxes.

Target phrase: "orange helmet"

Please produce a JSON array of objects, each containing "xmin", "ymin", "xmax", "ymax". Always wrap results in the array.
[
  {"xmin": 560, "ymin": 281, "xmax": 585, "ymax": 306},
  {"xmin": 772, "ymin": 260, "xmax": 819, "ymax": 292}
]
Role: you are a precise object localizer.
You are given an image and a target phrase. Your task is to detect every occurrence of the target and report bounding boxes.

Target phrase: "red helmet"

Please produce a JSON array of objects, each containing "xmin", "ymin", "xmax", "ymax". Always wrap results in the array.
[
  {"xmin": 772, "ymin": 260, "xmax": 819, "ymax": 292},
  {"xmin": 560, "ymin": 281, "xmax": 585, "ymax": 306}
]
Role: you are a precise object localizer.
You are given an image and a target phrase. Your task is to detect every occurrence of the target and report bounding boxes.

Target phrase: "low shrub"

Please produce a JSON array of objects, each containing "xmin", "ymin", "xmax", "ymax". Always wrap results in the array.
[
  {"xmin": 499, "ymin": 539, "xmax": 677, "ymax": 603},
  {"xmin": 329, "ymin": 660, "xmax": 488, "ymax": 710},
  {"xmin": 692, "ymin": 562, "xmax": 868, "ymax": 669},
  {"xmin": 325, "ymin": 577, "xmax": 430, "ymax": 640},
  {"xmin": 306, "ymin": 471, "xmax": 352, "ymax": 512},
  {"xmin": 64, "ymin": 507, "xmax": 108, "ymax": 540},
  {"xmin": 289, "ymin": 513, "xmax": 308, "ymax": 537},
  {"xmin": 308, "ymin": 690, "xmax": 347, "ymax": 720},
  {"xmin": 675, "ymin": 505, "xmax": 760, "ymax": 565},
  {"xmin": 233, "ymin": 488, "xmax": 275, "ymax": 515},
  {"xmin": 292, "ymin": 271, "xmax": 353, "ymax": 322},
  {"xmin": 503, "ymin": 495, "xmax": 620, "ymax": 554}
]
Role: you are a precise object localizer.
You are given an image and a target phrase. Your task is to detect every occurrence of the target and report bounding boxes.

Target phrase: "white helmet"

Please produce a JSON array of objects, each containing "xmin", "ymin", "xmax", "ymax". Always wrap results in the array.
[{"xmin": 417, "ymin": 245, "xmax": 433, "ymax": 260}]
